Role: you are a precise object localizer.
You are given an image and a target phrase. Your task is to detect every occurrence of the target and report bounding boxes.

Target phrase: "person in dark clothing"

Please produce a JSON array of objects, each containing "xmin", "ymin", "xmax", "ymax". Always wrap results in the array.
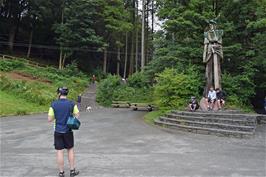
[
  {"xmin": 48, "ymin": 87, "xmax": 80, "ymax": 177},
  {"xmin": 189, "ymin": 96, "xmax": 199, "ymax": 111},
  {"xmin": 216, "ymin": 88, "xmax": 226, "ymax": 110},
  {"xmin": 264, "ymin": 97, "xmax": 266, "ymax": 114},
  {"xmin": 77, "ymin": 94, "xmax": 82, "ymax": 110}
]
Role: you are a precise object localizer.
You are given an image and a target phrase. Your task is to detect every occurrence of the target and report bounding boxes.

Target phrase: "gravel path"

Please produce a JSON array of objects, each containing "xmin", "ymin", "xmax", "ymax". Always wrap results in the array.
[{"xmin": 0, "ymin": 108, "xmax": 266, "ymax": 177}]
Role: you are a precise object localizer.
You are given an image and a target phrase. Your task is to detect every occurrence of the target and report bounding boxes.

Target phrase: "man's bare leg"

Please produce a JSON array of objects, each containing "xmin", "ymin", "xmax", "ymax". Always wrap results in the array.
[
  {"xmin": 68, "ymin": 148, "xmax": 75, "ymax": 170},
  {"xmin": 217, "ymin": 100, "xmax": 221, "ymax": 109},
  {"xmin": 57, "ymin": 150, "xmax": 64, "ymax": 172}
]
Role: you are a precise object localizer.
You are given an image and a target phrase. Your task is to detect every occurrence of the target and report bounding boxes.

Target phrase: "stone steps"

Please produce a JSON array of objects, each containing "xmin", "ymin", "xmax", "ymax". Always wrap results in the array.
[
  {"xmin": 159, "ymin": 117, "xmax": 255, "ymax": 132},
  {"xmin": 154, "ymin": 110, "xmax": 257, "ymax": 138},
  {"xmin": 172, "ymin": 110, "xmax": 257, "ymax": 120},
  {"xmin": 257, "ymin": 115, "xmax": 266, "ymax": 124},
  {"xmin": 166, "ymin": 114, "xmax": 256, "ymax": 126},
  {"xmin": 154, "ymin": 119, "xmax": 254, "ymax": 138}
]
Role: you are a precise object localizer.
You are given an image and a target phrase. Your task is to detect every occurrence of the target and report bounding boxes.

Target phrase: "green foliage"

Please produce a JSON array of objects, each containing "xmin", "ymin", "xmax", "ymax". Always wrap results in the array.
[
  {"xmin": 154, "ymin": 67, "xmax": 202, "ymax": 109},
  {"xmin": 96, "ymin": 74, "xmax": 121, "ymax": 106},
  {"xmin": 96, "ymin": 74, "xmax": 153, "ymax": 106},
  {"xmin": 54, "ymin": 0, "xmax": 104, "ymax": 49},
  {"xmin": 222, "ymin": 64, "xmax": 256, "ymax": 106},
  {"xmin": 0, "ymin": 59, "xmax": 88, "ymax": 113},
  {"xmin": 144, "ymin": 110, "xmax": 167, "ymax": 125},
  {"xmin": 0, "ymin": 60, "xmax": 25, "ymax": 72},
  {"xmin": 127, "ymin": 72, "xmax": 149, "ymax": 88},
  {"xmin": 0, "ymin": 75, "xmax": 54, "ymax": 105},
  {"xmin": 150, "ymin": 0, "xmax": 265, "ymax": 110},
  {"xmin": 0, "ymin": 90, "xmax": 47, "ymax": 117}
]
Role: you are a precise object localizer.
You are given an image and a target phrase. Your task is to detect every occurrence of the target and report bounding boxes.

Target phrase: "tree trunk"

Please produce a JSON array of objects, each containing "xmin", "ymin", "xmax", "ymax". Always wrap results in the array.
[
  {"xmin": 27, "ymin": 27, "xmax": 33, "ymax": 58},
  {"xmin": 145, "ymin": 0, "xmax": 149, "ymax": 64},
  {"xmin": 129, "ymin": 0, "xmax": 136, "ymax": 75},
  {"xmin": 123, "ymin": 33, "xmax": 128, "ymax": 78},
  {"xmin": 62, "ymin": 53, "xmax": 67, "ymax": 69},
  {"xmin": 117, "ymin": 46, "xmax": 121, "ymax": 76},
  {"xmin": 135, "ymin": 0, "xmax": 139, "ymax": 72},
  {"xmin": 151, "ymin": 0, "xmax": 154, "ymax": 36},
  {"xmin": 59, "ymin": 50, "xmax": 63, "ymax": 69},
  {"xmin": 8, "ymin": 25, "xmax": 16, "ymax": 52},
  {"xmin": 58, "ymin": 0, "xmax": 65, "ymax": 69},
  {"xmin": 103, "ymin": 48, "xmax": 107, "ymax": 74},
  {"xmin": 129, "ymin": 32, "xmax": 135, "ymax": 75},
  {"xmin": 141, "ymin": 0, "xmax": 145, "ymax": 71}
]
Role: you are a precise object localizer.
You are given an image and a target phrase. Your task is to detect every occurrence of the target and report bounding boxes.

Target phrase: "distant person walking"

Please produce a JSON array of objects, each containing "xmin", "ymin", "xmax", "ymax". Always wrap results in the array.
[
  {"xmin": 48, "ymin": 87, "xmax": 80, "ymax": 177},
  {"xmin": 92, "ymin": 75, "xmax": 96, "ymax": 84},
  {"xmin": 77, "ymin": 94, "xmax": 82, "ymax": 110},
  {"xmin": 264, "ymin": 96, "xmax": 266, "ymax": 114}
]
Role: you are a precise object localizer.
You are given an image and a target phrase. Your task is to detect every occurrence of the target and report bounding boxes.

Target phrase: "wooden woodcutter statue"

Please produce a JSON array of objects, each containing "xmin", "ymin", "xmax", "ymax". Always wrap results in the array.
[{"xmin": 203, "ymin": 19, "xmax": 223, "ymax": 90}]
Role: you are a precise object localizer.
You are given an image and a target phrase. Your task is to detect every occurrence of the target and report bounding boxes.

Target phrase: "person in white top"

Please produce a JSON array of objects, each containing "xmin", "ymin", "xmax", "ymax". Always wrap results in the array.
[{"xmin": 206, "ymin": 86, "xmax": 217, "ymax": 110}]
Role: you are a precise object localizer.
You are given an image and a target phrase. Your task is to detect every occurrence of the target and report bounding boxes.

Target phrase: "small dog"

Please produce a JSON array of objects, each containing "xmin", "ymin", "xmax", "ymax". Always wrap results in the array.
[{"xmin": 86, "ymin": 106, "xmax": 92, "ymax": 112}]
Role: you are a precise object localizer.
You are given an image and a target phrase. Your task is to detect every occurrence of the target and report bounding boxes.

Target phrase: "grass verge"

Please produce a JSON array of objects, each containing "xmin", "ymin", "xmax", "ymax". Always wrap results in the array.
[
  {"xmin": 144, "ymin": 110, "xmax": 166, "ymax": 125},
  {"xmin": 0, "ymin": 90, "xmax": 47, "ymax": 117}
]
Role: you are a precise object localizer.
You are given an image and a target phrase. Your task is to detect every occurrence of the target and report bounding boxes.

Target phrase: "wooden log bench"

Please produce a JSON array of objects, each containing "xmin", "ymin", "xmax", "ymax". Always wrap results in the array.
[
  {"xmin": 130, "ymin": 103, "xmax": 156, "ymax": 112},
  {"xmin": 111, "ymin": 101, "xmax": 131, "ymax": 108}
]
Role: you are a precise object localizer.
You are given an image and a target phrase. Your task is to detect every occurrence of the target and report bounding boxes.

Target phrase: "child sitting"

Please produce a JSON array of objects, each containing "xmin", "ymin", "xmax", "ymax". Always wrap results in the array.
[{"xmin": 189, "ymin": 96, "xmax": 199, "ymax": 112}]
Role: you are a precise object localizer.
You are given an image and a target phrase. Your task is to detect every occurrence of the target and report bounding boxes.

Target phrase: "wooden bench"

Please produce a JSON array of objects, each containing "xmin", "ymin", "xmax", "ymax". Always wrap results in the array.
[
  {"xmin": 111, "ymin": 101, "xmax": 131, "ymax": 108},
  {"xmin": 130, "ymin": 103, "xmax": 155, "ymax": 112}
]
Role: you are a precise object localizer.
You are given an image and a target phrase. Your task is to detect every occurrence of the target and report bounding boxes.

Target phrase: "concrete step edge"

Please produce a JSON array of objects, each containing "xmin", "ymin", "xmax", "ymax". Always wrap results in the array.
[
  {"xmin": 167, "ymin": 114, "xmax": 256, "ymax": 123},
  {"xmin": 154, "ymin": 119, "xmax": 255, "ymax": 135},
  {"xmin": 160, "ymin": 117, "xmax": 255, "ymax": 130},
  {"xmin": 171, "ymin": 111, "xmax": 258, "ymax": 119}
]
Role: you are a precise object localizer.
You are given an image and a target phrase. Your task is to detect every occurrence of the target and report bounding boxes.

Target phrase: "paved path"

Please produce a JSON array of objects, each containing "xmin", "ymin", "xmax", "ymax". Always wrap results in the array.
[
  {"xmin": 0, "ymin": 109, "xmax": 266, "ymax": 177},
  {"xmin": 79, "ymin": 84, "xmax": 101, "ymax": 111}
]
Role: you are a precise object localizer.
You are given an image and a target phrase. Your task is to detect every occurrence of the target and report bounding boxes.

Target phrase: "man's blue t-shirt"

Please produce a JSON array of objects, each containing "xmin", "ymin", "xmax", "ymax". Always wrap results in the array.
[{"xmin": 50, "ymin": 99, "xmax": 75, "ymax": 133}]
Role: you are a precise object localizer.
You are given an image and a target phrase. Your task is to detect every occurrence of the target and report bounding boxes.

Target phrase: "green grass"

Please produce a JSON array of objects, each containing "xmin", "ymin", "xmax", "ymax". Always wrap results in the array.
[
  {"xmin": 0, "ymin": 58, "xmax": 89, "ymax": 116},
  {"xmin": 0, "ymin": 90, "xmax": 48, "ymax": 117},
  {"xmin": 144, "ymin": 110, "xmax": 167, "ymax": 125}
]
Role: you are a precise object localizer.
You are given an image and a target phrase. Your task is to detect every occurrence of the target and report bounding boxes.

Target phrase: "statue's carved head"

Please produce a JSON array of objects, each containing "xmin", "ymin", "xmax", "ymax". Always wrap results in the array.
[{"xmin": 209, "ymin": 19, "xmax": 217, "ymax": 30}]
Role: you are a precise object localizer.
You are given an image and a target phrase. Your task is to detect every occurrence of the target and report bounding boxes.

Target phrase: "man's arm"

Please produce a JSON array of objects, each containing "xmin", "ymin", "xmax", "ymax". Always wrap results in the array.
[{"xmin": 48, "ymin": 107, "xmax": 55, "ymax": 122}]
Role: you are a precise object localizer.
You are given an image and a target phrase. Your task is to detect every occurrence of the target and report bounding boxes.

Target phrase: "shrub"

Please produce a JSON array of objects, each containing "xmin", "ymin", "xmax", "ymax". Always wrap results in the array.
[
  {"xmin": 222, "ymin": 71, "xmax": 255, "ymax": 105},
  {"xmin": 113, "ymin": 86, "xmax": 135, "ymax": 101},
  {"xmin": 63, "ymin": 61, "xmax": 86, "ymax": 78},
  {"xmin": 127, "ymin": 72, "xmax": 150, "ymax": 88},
  {"xmin": 96, "ymin": 74, "xmax": 121, "ymax": 106},
  {"xmin": 96, "ymin": 74, "xmax": 153, "ymax": 106},
  {"xmin": 154, "ymin": 67, "xmax": 202, "ymax": 109}
]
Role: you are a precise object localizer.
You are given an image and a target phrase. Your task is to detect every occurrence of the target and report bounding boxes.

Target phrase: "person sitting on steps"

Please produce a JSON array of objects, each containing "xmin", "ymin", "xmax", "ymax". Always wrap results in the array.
[
  {"xmin": 206, "ymin": 86, "xmax": 216, "ymax": 111},
  {"xmin": 216, "ymin": 88, "xmax": 226, "ymax": 110},
  {"xmin": 189, "ymin": 96, "xmax": 199, "ymax": 112}
]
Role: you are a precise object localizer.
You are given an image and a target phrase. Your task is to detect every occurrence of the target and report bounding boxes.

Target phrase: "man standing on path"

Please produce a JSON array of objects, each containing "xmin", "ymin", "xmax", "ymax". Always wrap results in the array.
[{"xmin": 48, "ymin": 87, "xmax": 80, "ymax": 177}]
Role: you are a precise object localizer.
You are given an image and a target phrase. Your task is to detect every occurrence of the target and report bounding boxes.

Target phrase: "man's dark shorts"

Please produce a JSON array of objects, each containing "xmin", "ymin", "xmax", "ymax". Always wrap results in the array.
[{"xmin": 54, "ymin": 131, "xmax": 74, "ymax": 150}]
